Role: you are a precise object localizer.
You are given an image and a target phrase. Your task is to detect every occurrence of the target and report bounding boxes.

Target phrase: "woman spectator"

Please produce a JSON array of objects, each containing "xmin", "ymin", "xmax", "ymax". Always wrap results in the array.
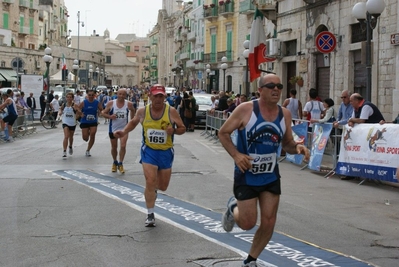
[{"xmin": 310, "ymin": 98, "xmax": 335, "ymax": 124}]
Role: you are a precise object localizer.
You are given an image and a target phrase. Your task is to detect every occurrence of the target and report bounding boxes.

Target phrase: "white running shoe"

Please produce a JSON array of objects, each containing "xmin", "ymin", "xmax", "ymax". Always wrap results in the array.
[
  {"xmin": 222, "ymin": 196, "xmax": 237, "ymax": 232},
  {"xmin": 69, "ymin": 147, "xmax": 73, "ymax": 155},
  {"xmin": 145, "ymin": 213, "xmax": 156, "ymax": 227},
  {"xmin": 85, "ymin": 150, "xmax": 91, "ymax": 157},
  {"xmin": 63, "ymin": 151, "xmax": 67, "ymax": 159},
  {"xmin": 242, "ymin": 261, "xmax": 257, "ymax": 267}
]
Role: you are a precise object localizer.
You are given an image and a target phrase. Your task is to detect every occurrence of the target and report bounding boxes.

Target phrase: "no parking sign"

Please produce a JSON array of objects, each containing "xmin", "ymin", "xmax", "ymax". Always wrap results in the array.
[{"xmin": 315, "ymin": 31, "xmax": 337, "ymax": 53}]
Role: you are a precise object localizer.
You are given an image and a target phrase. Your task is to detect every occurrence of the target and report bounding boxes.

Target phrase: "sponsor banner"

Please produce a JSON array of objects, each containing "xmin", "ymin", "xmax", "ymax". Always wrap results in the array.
[
  {"xmin": 336, "ymin": 124, "xmax": 399, "ymax": 183},
  {"xmin": 308, "ymin": 123, "xmax": 333, "ymax": 171},
  {"xmin": 285, "ymin": 122, "xmax": 308, "ymax": 165}
]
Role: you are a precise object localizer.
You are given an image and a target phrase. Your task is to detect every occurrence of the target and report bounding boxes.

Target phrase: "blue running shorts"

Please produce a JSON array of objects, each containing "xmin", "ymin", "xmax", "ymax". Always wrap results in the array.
[{"xmin": 140, "ymin": 145, "xmax": 174, "ymax": 170}]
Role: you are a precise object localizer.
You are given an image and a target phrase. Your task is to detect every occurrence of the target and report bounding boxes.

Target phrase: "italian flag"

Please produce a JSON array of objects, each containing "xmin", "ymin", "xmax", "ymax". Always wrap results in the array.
[
  {"xmin": 43, "ymin": 68, "xmax": 48, "ymax": 90},
  {"xmin": 248, "ymin": 9, "xmax": 275, "ymax": 82},
  {"xmin": 61, "ymin": 53, "xmax": 67, "ymax": 70}
]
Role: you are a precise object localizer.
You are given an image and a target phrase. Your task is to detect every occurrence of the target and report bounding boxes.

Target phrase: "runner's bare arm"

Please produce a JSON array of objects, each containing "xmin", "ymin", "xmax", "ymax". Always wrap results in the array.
[
  {"xmin": 114, "ymin": 106, "xmax": 144, "ymax": 138},
  {"xmin": 168, "ymin": 107, "xmax": 185, "ymax": 135},
  {"xmin": 101, "ymin": 101, "xmax": 114, "ymax": 119}
]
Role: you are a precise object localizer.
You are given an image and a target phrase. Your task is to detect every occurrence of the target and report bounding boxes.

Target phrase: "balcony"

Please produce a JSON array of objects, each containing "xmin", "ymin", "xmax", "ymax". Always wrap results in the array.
[
  {"xmin": 19, "ymin": 26, "xmax": 30, "ymax": 35},
  {"xmin": 29, "ymin": 1, "xmax": 38, "ymax": 10},
  {"xmin": 3, "ymin": 0, "xmax": 15, "ymax": 4},
  {"xmin": 150, "ymin": 64, "xmax": 157, "ymax": 69},
  {"xmin": 203, "ymin": 53, "xmax": 217, "ymax": 64},
  {"xmin": 239, "ymin": 0, "xmax": 255, "ymax": 15},
  {"xmin": 204, "ymin": 7, "xmax": 218, "ymax": 21},
  {"xmin": 39, "ymin": 10, "xmax": 44, "ymax": 20},
  {"xmin": 175, "ymin": 34, "xmax": 182, "ymax": 43},
  {"xmin": 218, "ymin": 2, "xmax": 234, "ymax": 17},
  {"xmin": 60, "ymin": 31, "xmax": 68, "ymax": 38},
  {"xmin": 257, "ymin": 0, "xmax": 277, "ymax": 21},
  {"xmin": 145, "ymin": 55, "xmax": 150, "ymax": 60},
  {"xmin": 195, "ymin": 62, "xmax": 204, "ymax": 70},
  {"xmin": 19, "ymin": 0, "xmax": 29, "ymax": 8},
  {"xmin": 187, "ymin": 31, "xmax": 196, "ymax": 41},
  {"xmin": 151, "ymin": 39, "xmax": 158, "ymax": 45},
  {"xmin": 180, "ymin": 52, "xmax": 190, "ymax": 60},
  {"xmin": 186, "ymin": 60, "xmax": 196, "ymax": 69},
  {"xmin": 217, "ymin": 51, "xmax": 233, "ymax": 62},
  {"xmin": 151, "ymin": 53, "xmax": 158, "ymax": 58}
]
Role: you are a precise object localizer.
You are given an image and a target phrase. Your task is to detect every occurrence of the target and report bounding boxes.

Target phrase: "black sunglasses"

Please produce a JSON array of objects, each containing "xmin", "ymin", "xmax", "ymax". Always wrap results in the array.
[{"xmin": 261, "ymin": 83, "xmax": 284, "ymax": 90}]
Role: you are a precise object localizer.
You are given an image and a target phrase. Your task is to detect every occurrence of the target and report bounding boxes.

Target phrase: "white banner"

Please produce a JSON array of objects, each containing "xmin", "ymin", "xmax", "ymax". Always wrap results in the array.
[{"xmin": 336, "ymin": 123, "xmax": 399, "ymax": 183}]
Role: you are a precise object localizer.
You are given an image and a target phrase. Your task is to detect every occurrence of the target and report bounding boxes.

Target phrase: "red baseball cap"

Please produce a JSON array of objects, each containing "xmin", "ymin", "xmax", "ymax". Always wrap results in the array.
[{"xmin": 150, "ymin": 84, "xmax": 166, "ymax": 95}]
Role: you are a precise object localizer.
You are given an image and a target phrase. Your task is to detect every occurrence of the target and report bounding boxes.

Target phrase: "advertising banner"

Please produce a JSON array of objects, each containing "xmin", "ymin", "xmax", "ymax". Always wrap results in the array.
[
  {"xmin": 285, "ymin": 122, "xmax": 308, "ymax": 165},
  {"xmin": 308, "ymin": 123, "xmax": 333, "ymax": 171},
  {"xmin": 336, "ymin": 124, "xmax": 399, "ymax": 183}
]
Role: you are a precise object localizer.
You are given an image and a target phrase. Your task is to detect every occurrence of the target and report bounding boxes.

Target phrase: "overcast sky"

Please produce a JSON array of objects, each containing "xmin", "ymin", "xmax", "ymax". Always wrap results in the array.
[{"xmin": 65, "ymin": 0, "xmax": 162, "ymax": 39}]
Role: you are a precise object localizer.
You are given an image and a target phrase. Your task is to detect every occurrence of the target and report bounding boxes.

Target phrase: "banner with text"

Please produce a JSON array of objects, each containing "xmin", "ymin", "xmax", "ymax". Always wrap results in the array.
[
  {"xmin": 308, "ymin": 123, "xmax": 333, "ymax": 171},
  {"xmin": 285, "ymin": 122, "xmax": 308, "ymax": 165},
  {"xmin": 336, "ymin": 124, "xmax": 399, "ymax": 183}
]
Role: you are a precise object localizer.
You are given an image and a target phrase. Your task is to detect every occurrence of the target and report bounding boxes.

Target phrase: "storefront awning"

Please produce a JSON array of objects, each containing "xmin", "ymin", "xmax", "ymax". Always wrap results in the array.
[{"xmin": 0, "ymin": 69, "xmax": 17, "ymax": 82}]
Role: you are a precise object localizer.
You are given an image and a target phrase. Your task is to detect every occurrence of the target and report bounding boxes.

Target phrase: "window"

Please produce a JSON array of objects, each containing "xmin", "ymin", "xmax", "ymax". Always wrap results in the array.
[
  {"xmin": 1, "ymin": 61, "xmax": 5, "ymax": 67},
  {"xmin": 134, "ymin": 45, "xmax": 139, "ymax": 52},
  {"xmin": 30, "ymin": 18, "xmax": 34, "ymax": 34},
  {"xmin": 28, "ymin": 43, "xmax": 35, "ymax": 49},
  {"xmin": 283, "ymin": 40, "xmax": 297, "ymax": 57},
  {"xmin": 226, "ymin": 29, "xmax": 232, "ymax": 61},
  {"xmin": 106, "ymin": 56, "xmax": 111, "ymax": 64},
  {"xmin": 125, "ymin": 46, "xmax": 130, "ymax": 52},
  {"xmin": 351, "ymin": 23, "xmax": 368, "ymax": 43},
  {"xmin": 3, "ymin": 13, "xmax": 9, "ymax": 29}
]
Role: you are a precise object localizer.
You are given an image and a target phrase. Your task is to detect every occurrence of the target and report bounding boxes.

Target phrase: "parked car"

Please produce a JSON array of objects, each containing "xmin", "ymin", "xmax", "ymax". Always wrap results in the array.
[
  {"xmin": 193, "ymin": 93, "xmax": 213, "ymax": 125},
  {"xmin": 165, "ymin": 87, "xmax": 176, "ymax": 95}
]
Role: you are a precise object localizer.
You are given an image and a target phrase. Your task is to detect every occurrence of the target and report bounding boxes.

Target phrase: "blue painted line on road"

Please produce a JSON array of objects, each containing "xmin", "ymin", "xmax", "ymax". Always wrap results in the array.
[{"xmin": 54, "ymin": 170, "xmax": 372, "ymax": 267}]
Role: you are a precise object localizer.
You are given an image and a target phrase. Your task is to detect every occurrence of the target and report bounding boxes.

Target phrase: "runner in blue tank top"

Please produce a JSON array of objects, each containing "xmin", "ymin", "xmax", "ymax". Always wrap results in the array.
[
  {"xmin": 78, "ymin": 89, "xmax": 103, "ymax": 157},
  {"xmin": 0, "ymin": 89, "xmax": 19, "ymax": 142},
  {"xmin": 218, "ymin": 74, "xmax": 310, "ymax": 267}
]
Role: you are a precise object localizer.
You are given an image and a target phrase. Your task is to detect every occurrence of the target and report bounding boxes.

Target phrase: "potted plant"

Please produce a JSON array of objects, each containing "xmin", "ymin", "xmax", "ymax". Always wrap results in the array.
[
  {"xmin": 289, "ymin": 76, "xmax": 304, "ymax": 87},
  {"xmin": 219, "ymin": 1, "xmax": 225, "ymax": 5},
  {"xmin": 210, "ymin": 3, "xmax": 215, "ymax": 8},
  {"xmin": 225, "ymin": 0, "xmax": 231, "ymax": 3},
  {"xmin": 203, "ymin": 4, "xmax": 209, "ymax": 9}
]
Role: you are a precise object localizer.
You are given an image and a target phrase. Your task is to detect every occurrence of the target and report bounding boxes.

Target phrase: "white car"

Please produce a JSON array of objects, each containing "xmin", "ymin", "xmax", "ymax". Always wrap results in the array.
[
  {"xmin": 193, "ymin": 93, "xmax": 213, "ymax": 125},
  {"xmin": 165, "ymin": 87, "xmax": 176, "ymax": 96}
]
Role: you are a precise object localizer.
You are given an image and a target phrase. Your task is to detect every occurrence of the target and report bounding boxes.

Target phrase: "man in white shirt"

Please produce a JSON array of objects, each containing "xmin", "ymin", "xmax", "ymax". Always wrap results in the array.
[{"xmin": 50, "ymin": 95, "xmax": 60, "ymax": 127}]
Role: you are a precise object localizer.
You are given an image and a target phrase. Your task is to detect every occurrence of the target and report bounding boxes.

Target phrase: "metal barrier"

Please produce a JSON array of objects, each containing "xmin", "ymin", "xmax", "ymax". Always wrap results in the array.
[
  {"xmin": 200, "ymin": 110, "xmax": 227, "ymax": 144},
  {"xmin": 12, "ymin": 113, "xmax": 36, "ymax": 138}
]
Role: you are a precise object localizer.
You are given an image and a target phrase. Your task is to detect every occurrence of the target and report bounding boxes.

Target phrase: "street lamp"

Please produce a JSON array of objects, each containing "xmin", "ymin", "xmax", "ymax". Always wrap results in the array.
[
  {"xmin": 206, "ymin": 64, "xmax": 211, "ymax": 93},
  {"xmin": 88, "ymin": 64, "xmax": 93, "ymax": 89},
  {"xmin": 42, "ymin": 47, "xmax": 53, "ymax": 113},
  {"xmin": 352, "ymin": 0, "xmax": 385, "ymax": 101},
  {"xmin": 180, "ymin": 69, "xmax": 184, "ymax": 89},
  {"xmin": 100, "ymin": 69, "xmax": 104, "ymax": 85},
  {"xmin": 76, "ymin": 11, "xmax": 84, "ymax": 85},
  {"xmin": 243, "ymin": 40, "xmax": 250, "ymax": 96},
  {"xmin": 173, "ymin": 71, "xmax": 176, "ymax": 87},
  {"xmin": 95, "ymin": 67, "xmax": 99, "ymax": 86},
  {"xmin": 72, "ymin": 59, "xmax": 79, "ymax": 89},
  {"xmin": 221, "ymin": 56, "xmax": 228, "ymax": 92}
]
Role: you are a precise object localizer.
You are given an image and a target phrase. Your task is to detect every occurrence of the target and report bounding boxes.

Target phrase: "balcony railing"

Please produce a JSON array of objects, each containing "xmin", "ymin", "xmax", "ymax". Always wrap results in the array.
[
  {"xmin": 204, "ymin": 7, "xmax": 218, "ymax": 20},
  {"xmin": 187, "ymin": 31, "xmax": 196, "ymax": 41},
  {"xmin": 239, "ymin": 0, "xmax": 255, "ymax": 14},
  {"xmin": 203, "ymin": 53, "xmax": 217, "ymax": 63},
  {"xmin": 151, "ymin": 53, "xmax": 158, "ymax": 58},
  {"xmin": 19, "ymin": 0, "xmax": 29, "ymax": 8},
  {"xmin": 180, "ymin": 52, "xmax": 190, "ymax": 60},
  {"xmin": 218, "ymin": 2, "xmax": 234, "ymax": 17},
  {"xmin": 19, "ymin": 26, "xmax": 30, "ymax": 35},
  {"xmin": 257, "ymin": 0, "xmax": 276, "ymax": 10},
  {"xmin": 29, "ymin": 1, "xmax": 38, "ymax": 10},
  {"xmin": 186, "ymin": 60, "xmax": 196, "ymax": 69}
]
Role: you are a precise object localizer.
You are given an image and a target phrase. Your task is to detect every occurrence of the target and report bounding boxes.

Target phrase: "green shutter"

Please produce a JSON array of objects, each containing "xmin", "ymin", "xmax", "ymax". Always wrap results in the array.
[
  {"xmin": 211, "ymin": 34, "xmax": 216, "ymax": 62},
  {"xmin": 20, "ymin": 16, "xmax": 24, "ymax": 32},
  {"xmin": 227, "ymin": 31, "xmax": 232, "ymax": 60},
  {"xmin": 3, "ymin": 13, "xmax": 9, "ymax": 29},
  {"xmin": 30, "ymin": 18, "xmax": 34, "ymax": 34}
]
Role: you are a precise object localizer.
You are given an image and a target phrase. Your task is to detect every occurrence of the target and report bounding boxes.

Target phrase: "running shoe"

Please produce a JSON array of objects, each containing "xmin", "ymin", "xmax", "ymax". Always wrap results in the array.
[
  {"xmin": 145, "ymin": 213, "xmax": 156, "ymax": 227},
  {"xmin": 242, "ymin": 261, "xmax": 257, "ymax": 267},
  {"xmin": 118, "ymin": 164, "xmax": 125, "ymax": 174},
  {"xmin": 112, "ymin": 162, "xmax": 118, "ymax": 172},
  {"xmin": 6, "ymin": 137, "xmax": 14, "ymax": 142},
  {"xmin": 85, "ymin": 150, "xmax": 91, "ymax": 157},
  {"xmin": 222, "ymin": 196, "xmax": 237, "ymax": 232},
  {"xmin": 69, "ymin": 146, "xmax": 73, "ymax": 155},
  {"xmin": 63, "ymin": 151, "xmax": 67, "ymax": 159}
]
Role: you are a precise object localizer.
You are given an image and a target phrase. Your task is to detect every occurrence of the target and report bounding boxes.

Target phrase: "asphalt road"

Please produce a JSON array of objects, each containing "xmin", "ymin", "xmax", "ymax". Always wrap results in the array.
[{"xmin": 0, "ymin": 115, "xmax": 398, "ymax": 267}]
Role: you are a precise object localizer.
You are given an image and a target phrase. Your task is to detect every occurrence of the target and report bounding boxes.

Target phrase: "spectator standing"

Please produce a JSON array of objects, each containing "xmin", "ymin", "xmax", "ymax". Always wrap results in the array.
[
  {"xmin": 39, "ymin": 91, "xmax": 46, "ymax": 120},
  {"xmin": 113, "ymin": 84, "xmax": 186, "ymax": 227},
  {"xmin": 26, "ymin": 92, "xmax": 36, "ymax": 120},
  {"xmin": 188, "ymin": 91, "xmax": 197, "ymax": 132},
  {"xmin": 48, "ymin": 90, "xmax": 54, "ymax": 104},
  {"xmin": 102, "ymin": 88, "xmax": 135, "ymax": 173},
  {"xmin": 180, "ymin": 92, "xmax": 190, "ymax": 129},
  {"xmin": 333, "ymin": 90, "xmax": 353, "ymax": 130},
  {"xmin": 303, "ymin": 88, "xmax": 325, "ymax": 132},
  {"xmin": 310, "ymin": 98, "xmax": 335, "ymax": 124},
  {"xmin": 217, "ymin": 91, "xmax": 229, "ymax": 111},
  {"xmin": 224, "ymin": 98, "xmax": 237, "ymax": 116},
  {"xmin": 282, "ymin": 89, "xmax": 302, "ymax": 124},
  {"xmin": 218, "ymin": 74, "xmax": 310, "ymax": 267},
  {"xmin": 74, "ymin": 90, "xmax": 81, "ymax": 105},
  {"xmin": 50, "ymin": 95, "xmax": 60, "ymax": 127},
  {"xmin": 347, "ymin": 93, "xmax": 384, "ymax": 126}
]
